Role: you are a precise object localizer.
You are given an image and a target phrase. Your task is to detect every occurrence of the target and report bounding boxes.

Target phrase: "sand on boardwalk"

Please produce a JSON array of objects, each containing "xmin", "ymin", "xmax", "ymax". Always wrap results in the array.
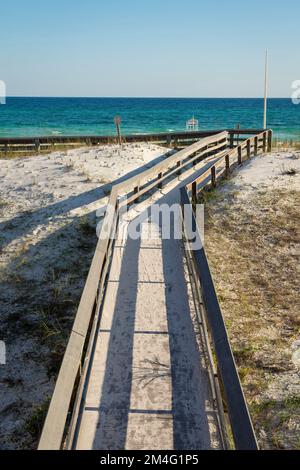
[{"xmin": 0, "ymin": 143, "xmax": 171, "ymax": 449}]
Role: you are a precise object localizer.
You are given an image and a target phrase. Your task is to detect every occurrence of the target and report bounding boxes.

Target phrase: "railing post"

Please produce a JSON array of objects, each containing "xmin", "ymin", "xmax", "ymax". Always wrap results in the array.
[
  {"xmin": 236, "ymin": 123, "xmax": 240, "ymax": 146},
  {"xmin": 225, "ymin": 154, "xmax": 230, "ymax": 177},
  {"xmin": 267, "ymin": 130, "xmax": 273, "ymax": 153},
  {"xmin": 134, "ymin": 185, "xmax": 140, "ymax": 202},
  {"xmin": 158, "ymin": 173, "xmax": 163, "ymax": 190},
  {"xmin": 192, "ymin": 182, "xmax": 197, "ymax": 211},
  {"xmin": 263, "ymin": 132, "xmax": 267, "ymax": 153},
  {"xmin": 247, "ymin": 139, "xmax": 251, "ymax": 159},
  {"xmin": 35, "ymin": 139, "xmax": 40, "ymax": 152},
  {"xmin": 238, "ymin": 145, "xmax": 242, "ymax": 165},
  {"xmin": 254, "ymin": 136, "xmax": 258, "ymax": 156},
  {"xmin": 177, "ymin": 161, "xmax": 181, "ymax": 176},
  {"xmin": 211, "ymin": 166, "xmax": 216, "ymax": 188},
  {"xmin": 229, "ymin": 133, "xmax": 234, "ymax": 149}
]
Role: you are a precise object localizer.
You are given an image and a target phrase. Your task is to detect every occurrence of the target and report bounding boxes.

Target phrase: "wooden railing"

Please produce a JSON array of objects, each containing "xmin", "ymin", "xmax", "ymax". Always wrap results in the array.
[
  {"xmin": 38, "ymin": 129, "xmax": 272, "ymax": 450},
  {"xmin": 0, "ymin": 128, "xmax": 268, "ymax": 153},
  {"xmin": 180, "ymin": 130, "xmax": 271, "ymax": 450}
]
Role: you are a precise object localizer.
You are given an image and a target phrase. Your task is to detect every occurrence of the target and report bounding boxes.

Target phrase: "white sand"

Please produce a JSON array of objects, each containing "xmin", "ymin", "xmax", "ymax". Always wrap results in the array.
[
  {"xmin": 228, "ymin": 150, "xmax": 300, "ymax": 195},
  {"xmin": 0, "ymin": 143, "xmax": 175, "ymax": 286}
]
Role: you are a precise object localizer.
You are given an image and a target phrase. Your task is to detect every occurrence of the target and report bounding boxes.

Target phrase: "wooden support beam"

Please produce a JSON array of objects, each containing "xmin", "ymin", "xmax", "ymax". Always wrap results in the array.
[
  {"xmin": 158, "ymin": 173, "xmax": 163, "ymax": 189},
  {"xmin": 238, "ymin": 146, "xmax": 242, "ymax": 165},
  {"xmin": 267, "ymin": 130, "xmax": 273, "ymax": 153},
  {"xmin": 211, "ymin": 166, "xmax": 216, "ymax": 188},
  {"xmin": 35, "ymin": 139, "xmax": 40, "ymax": 152},
  {"xmin": 263, "ymin": 132, "xmax": 267, "ymax": 153},
  {"xmin": 247, "ymin": 140, "xmax": 251, "ymax": 159},
  {"xmin": 225, "ymin": 154, "xmax": 230, "ymax": 177},
  {"xmin": 236, "ymin": 124, "xmax": 240, "ymax": 146},
  {"xmin": 254, "ymin": 136, "xmax": 258, "ymax": 156},
  {"xmin": 134, "ymin": 186, "xmax": 140, "ymax": 202},
  {"xmin": 192, "ymin": 181, "xmax": 197, "ymax": 211}
]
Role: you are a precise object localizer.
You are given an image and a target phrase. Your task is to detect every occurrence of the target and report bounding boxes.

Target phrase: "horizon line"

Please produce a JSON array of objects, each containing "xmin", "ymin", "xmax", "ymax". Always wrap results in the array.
[{"xmin": 5, "ymin": 96, "xmax": 291, "ymax": 100}]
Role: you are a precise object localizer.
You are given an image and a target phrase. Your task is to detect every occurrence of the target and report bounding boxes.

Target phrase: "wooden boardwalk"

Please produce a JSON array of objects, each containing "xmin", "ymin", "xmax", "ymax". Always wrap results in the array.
[
  {"xmin": 74, "ymin": 182, "xmax": 223, "ymax": 450},
  {"xmin": 39, "ymin": 130, "xmax": 269, "ymax": 450}
]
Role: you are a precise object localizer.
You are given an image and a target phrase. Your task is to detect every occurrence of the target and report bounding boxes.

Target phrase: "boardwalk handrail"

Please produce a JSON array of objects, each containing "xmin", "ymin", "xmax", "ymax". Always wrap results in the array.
[
  {"xmin": 180, "ymin": 130, "xmax": 272, "ymax": 450},
  {"xmin": 38, "ymin": 130, "xmax": 232, "ymax": 450},
  {"xmin": 181, "ymin": 188, "xmax": 258, "ymax": 450},
  {"xmin": 38, "ymin": 129, "xmax": 272, "ymax": 450}
]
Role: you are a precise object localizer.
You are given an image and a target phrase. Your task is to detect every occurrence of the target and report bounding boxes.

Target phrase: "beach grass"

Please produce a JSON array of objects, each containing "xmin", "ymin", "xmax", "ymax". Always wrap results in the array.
[{"xmin": 204, "ymin": 179, "xmax": 300, "ymax": 450}]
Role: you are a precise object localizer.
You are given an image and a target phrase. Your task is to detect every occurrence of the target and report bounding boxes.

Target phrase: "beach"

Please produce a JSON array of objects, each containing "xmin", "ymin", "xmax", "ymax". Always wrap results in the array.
[{"xmin": 0, "ymin": 142, "xmax": 299, "ymax": 449}]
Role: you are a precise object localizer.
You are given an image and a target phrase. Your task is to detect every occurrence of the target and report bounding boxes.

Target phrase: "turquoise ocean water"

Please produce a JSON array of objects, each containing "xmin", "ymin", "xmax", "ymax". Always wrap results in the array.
[{"xmin": 0, "ymin": 98, "xmax": 299, "ymax": 140}]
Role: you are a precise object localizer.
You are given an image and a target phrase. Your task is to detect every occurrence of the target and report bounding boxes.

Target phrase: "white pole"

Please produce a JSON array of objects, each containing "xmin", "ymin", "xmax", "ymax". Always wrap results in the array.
[{"xmin": 264, "ymin": 50, "xmax": 268, "ymax": 129}]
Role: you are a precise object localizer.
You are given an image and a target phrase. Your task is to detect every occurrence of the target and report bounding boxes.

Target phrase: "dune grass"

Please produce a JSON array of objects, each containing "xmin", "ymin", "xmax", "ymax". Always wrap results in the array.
[{"xmin": 203, "ymin": 185, "xmax": 300, "ymax": 449}]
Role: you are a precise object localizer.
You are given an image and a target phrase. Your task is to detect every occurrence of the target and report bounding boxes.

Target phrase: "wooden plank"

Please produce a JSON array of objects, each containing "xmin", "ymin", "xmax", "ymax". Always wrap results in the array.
[
  {"xmin": 211, "ymin": 166, "xmax": 216, "ymax": 188},
  {"xmin": 38, "ymin": 332, "xmax": 84, "ymax": 449}
]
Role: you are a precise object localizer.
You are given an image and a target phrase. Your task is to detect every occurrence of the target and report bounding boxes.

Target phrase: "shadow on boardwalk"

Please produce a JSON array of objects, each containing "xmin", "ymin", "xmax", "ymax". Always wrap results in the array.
[{"xmin": 90, "ymin": 233, "xmax": 141, "ymax": 449}]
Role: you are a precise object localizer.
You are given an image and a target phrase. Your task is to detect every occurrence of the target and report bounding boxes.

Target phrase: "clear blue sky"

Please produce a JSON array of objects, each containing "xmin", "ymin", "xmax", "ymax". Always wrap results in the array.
[{"xmin": 1, "ymin": 0, "xmax": 299, "ymax": 97}]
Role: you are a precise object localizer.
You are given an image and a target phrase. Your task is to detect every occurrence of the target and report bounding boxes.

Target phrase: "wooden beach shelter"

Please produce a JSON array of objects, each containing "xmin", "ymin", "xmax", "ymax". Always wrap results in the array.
[{"xmin": 186, "ymin": 116, "xmax": 199, "ymax": 131}]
